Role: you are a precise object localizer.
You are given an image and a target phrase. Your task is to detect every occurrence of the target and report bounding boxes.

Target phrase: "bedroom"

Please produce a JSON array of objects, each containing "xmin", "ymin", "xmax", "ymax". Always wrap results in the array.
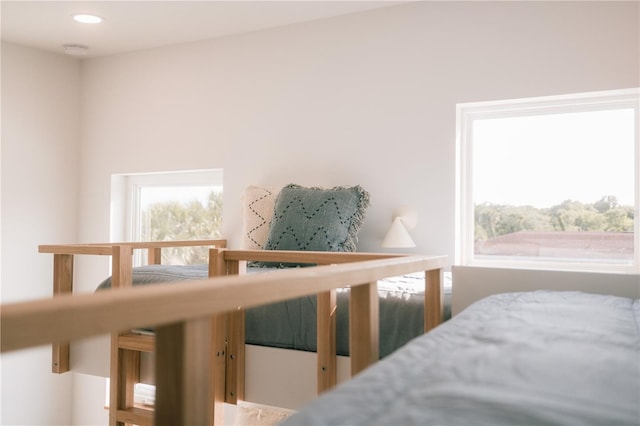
[{"xmin": 1, "ymin": 1, "xmax": 638, "ymax": 425}]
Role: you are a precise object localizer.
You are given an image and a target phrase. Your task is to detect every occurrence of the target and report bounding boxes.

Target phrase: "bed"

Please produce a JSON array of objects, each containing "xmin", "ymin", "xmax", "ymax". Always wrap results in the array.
[
  {"xmin": 95, "ymin": 263, "xmax": 452, "ymax": 358},
  {"xmin": 91, "ymin": 258, "xmax": 450, "ymax": 420},
  {"xmin": 283, "ymin": 290, "xmax": 640, "ymax": 425}
]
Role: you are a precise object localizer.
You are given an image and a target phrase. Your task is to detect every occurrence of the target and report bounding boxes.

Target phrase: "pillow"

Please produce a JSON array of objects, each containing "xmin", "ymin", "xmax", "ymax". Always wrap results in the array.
[
  {"xmin": 264, "ymin": 184, "xmax": 370, "ymax": 254},
  {"xmin": 241, "ymin": 185, "xmax": 280, "ymax": 250}
]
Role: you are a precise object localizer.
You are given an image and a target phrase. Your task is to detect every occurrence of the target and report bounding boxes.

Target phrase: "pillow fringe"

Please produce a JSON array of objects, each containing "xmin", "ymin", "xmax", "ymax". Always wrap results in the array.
[{"xmin": 344, "ymin": 185, "xmax": 370, "ymax": 252}]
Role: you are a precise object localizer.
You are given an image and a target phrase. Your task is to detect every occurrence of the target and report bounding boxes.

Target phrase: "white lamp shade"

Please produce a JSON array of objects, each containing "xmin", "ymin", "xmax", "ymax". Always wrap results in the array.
[
  {"xmin": 382, "ymin": 217, "xmax": 416, "ymax": 248},
  {"xmin": 393, "ymin": 205, "xmax": 417, "ymax": 230}
]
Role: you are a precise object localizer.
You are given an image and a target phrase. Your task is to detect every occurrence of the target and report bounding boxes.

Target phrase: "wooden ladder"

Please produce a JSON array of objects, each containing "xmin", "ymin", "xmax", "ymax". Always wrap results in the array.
[{"xmin": 41, "ymin": 240, "xmax": 229, "ymax": 426}]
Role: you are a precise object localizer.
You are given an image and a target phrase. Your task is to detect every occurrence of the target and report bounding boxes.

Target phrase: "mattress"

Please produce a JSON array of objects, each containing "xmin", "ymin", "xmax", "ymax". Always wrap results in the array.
[
  {"xmin": 284, "ymin": 290, "xmax": 640, "ymax": 425},
  {"xmin": 96, "ymin": 264, "xmax": 452, "ymax": 358}
]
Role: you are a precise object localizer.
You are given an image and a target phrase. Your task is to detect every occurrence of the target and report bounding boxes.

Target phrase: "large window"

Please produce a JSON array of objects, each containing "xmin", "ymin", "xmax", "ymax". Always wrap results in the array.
[
  {"xmin": 111, "ymin": 169, "xmax": 223, "ymax": 265},
  {"xmin": 456, "ymin": 89, "xmax": 639, "ymax": 273}
]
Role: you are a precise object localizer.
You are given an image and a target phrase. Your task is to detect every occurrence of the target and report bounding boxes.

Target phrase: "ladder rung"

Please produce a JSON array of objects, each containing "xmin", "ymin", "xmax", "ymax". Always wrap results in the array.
[
  {"xmin": 118, "ymin": 332, "xmax": 155, "ymax": 352},
  {"xmin": 116, "ymin": 406, "xmax": 154, "ymax": 425}
]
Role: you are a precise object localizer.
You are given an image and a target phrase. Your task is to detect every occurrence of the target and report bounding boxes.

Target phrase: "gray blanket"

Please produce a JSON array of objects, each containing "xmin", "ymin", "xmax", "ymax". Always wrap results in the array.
[
  {"xmin": 284, "ymin": 290, "xmax": 640, "ymax": 425},
  {"xmin": 96, "ymin": 264, "xmax": 451, "ymax": 358}
]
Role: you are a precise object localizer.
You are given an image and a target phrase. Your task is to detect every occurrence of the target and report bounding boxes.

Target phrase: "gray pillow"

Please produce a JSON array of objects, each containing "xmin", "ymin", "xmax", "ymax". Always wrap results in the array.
[{"xmin": 262, "ymin": 184, "xmax": 370, "ymax": 263}]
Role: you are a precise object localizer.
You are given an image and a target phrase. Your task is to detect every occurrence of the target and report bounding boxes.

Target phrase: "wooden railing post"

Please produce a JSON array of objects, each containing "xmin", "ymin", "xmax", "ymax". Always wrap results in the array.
[
  {"xmin": 52, "ymin": 253, "xmax": 73, "ymax": 373},
  {"xmin": 225, "ymin": 258, "xmax": 247, "ymax": 405},
  {"xmin": 317, "ymin": 289, "xmax": 337, "ymax": 393},
  {"xmin": 424, "ymin": 269, "xmax": 443, "ymax": 332},
  {"xmin": 208, "ymin": 248, "xmax": 228, "ymax": 425},
  {"xmin": 110, "ymin": 340, "xmax": 141, "ymax": 426},
  {"xmin": 155, "ymin": 318, "xmax": 213, "ymax": 426},
  {"xmin": 349, "ymin": 282, "xmax": 379, "ymax": 376},
  {"xmin": 111, "ymin": 245, "xmax": 133, "ymax": 290},
  {"xmin": 108, "ymin": 245, "xmax": 136, "ymax": 426},
  {"xmin": 147, "ymin": 248, "xmax": 162, "ymax": 265}
]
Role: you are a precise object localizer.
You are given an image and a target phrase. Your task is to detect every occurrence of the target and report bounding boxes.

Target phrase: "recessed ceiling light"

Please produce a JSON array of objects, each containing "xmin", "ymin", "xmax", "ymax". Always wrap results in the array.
[{"xmin": 72, "ymin": 14, "xmax": 102, "ymax": 24}]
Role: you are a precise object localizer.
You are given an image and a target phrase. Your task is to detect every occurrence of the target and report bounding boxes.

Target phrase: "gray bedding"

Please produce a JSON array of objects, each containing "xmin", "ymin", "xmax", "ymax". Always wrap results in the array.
[
  {"xmin": 96, "ymin": 264, "xmax": 452, "ymax": 358},
  {"xmin": 284, "ymin": 290, "xmax": 640, "ymax": 426}
]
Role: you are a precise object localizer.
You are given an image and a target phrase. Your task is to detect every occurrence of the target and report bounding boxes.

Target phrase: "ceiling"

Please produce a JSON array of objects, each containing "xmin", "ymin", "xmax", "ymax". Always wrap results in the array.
[{"xmin": 1, "ymin": 1, "xmax": 404, "ymax": 59}]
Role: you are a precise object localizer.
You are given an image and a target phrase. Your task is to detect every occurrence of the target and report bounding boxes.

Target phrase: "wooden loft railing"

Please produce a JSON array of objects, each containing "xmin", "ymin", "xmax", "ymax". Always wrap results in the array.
[
  {"xmin": 38, "ymin": 240, "xmax": 227, "ymax": 426},
  {"xmin": 216, "ymin": 249, "xmax": 447, "ymax": 404},
  {"xmin": 38, "ymin": 239, "xmax": 227, "ymax": 374},
  {"xmin": 5, "ymin": 247, "xmax": 447, "ymax": 425}
]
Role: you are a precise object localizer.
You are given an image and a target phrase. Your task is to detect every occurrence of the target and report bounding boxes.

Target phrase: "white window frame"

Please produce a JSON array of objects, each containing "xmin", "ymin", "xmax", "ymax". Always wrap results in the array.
[
  {"xmin": 455, "ymin": 88, "xmax": 639, "ymax": 274},
  {"xmin": 111, "ymin": 169, "xmax": 223, "ymax": 265}
]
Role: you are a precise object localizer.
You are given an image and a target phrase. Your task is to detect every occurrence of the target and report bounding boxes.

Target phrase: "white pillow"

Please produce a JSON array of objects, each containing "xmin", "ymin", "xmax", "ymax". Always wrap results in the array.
[{"xmin": 241, "ymin": 185, "xmax": 280, "ymax": 250}]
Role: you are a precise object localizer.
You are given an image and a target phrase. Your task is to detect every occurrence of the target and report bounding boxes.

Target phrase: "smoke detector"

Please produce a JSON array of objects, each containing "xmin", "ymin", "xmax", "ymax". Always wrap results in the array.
[{"xmin": 63, "ymin": 44, "xmax": 89, "ymax": 56}]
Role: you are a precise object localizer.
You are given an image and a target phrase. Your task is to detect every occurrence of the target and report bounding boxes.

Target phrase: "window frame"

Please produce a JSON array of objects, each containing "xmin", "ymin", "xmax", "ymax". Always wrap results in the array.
[
  {"xmin": 455, "ymin": 88, "xmax": 639, "ymax": 274},
  {"xmin": 111, "ymin": 169, "xmax": 223, "ymax": 265}
]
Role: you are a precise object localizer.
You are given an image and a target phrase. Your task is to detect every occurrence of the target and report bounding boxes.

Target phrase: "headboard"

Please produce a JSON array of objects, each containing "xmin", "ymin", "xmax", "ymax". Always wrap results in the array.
[{"xmin": 452, "ymin": 265, "xmax": 640, "ymax": 315}]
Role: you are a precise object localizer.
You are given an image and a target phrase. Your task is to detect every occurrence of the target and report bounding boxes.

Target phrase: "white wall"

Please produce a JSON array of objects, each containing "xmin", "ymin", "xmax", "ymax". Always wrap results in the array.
[
  {"xmin": 77, "ymin": 2, "xmax": 640, "ymax": 273},
  {"xmin": 1, "ymin": 1, "xmax": 638, "ymax": 425},
  {"xmin": 0, "ymin": 41, "xmax": 79, "ymax": 425},
  {"xmin": 77, "ymin": 1, "xmax": 640, "ymax": 257}
]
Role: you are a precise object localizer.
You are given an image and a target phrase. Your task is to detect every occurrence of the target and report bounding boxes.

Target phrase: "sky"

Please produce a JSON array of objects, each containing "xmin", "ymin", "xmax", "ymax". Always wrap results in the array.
[{"xmin": 473, "ymin": 108, "xmax": 636, "ymax": 208}]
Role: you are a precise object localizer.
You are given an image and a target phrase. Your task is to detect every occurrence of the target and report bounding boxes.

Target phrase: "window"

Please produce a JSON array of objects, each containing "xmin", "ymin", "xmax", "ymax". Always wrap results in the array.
[
  {"xmin": 456, "ymin": 89, "xmax": 639, "ymax": 273},
  {"xmin": 111, "ymin": 169, "xmax": 223, "ymax": 266}
]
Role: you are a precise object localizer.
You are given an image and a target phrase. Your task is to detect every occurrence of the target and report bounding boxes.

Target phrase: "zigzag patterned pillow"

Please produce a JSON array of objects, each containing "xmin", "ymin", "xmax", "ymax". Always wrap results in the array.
[
  {"xmin": 241, "ymin": 185, "xmax": 280, "ymax": 250},
  {"xmin": 264, "ymin": 184, "xmax": 370, "ymax": 254}
]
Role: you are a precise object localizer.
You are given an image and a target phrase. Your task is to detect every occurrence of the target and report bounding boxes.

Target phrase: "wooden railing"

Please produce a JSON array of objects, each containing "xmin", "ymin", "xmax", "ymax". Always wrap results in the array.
[
  {"xmin": 2, "ymin": 249, "xmax": 447, "ymax": 425},
  {"xmin": 38, "ymin": 239, "xmax": 227, "ymax": 374}
]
